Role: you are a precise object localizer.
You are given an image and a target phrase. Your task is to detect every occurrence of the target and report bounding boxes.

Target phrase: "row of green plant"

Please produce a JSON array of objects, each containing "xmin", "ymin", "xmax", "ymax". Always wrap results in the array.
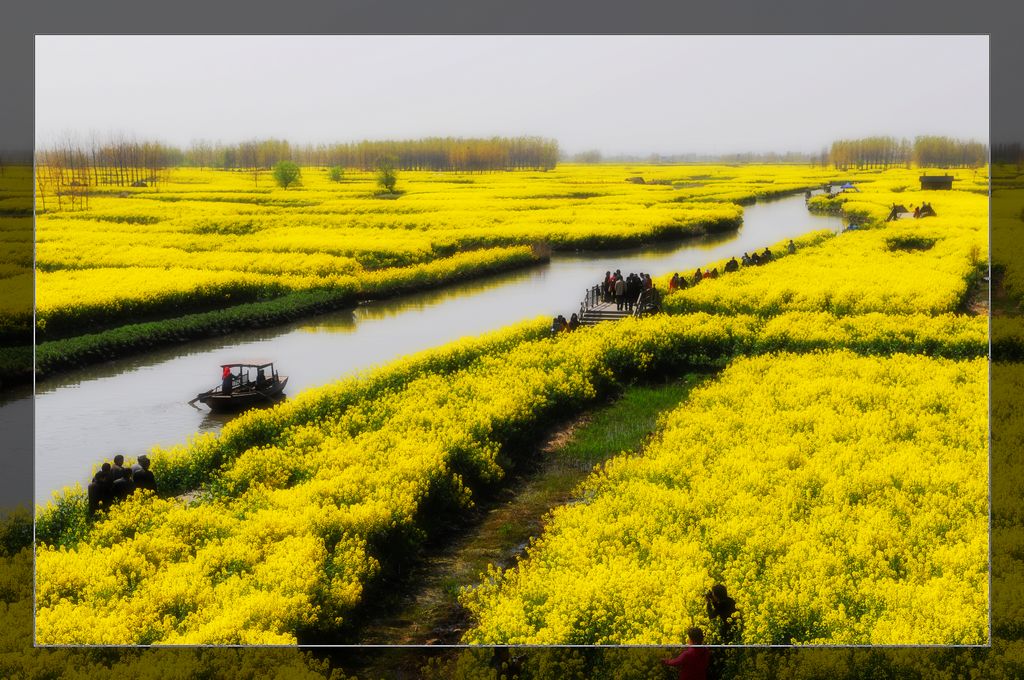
[
  {"xmin": 36, "ymin": 245, "xmax": 543, "ymax": 341},
  {"xmin": 0, "ymin": 246, "xmax": 544, "ymax": 385}
]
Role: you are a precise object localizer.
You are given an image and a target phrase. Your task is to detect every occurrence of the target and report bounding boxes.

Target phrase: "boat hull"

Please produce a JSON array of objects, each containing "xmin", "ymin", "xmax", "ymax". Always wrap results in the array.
[{"xmin": 198, "ymin": 376, "xmax": 289, "ymax": 412}]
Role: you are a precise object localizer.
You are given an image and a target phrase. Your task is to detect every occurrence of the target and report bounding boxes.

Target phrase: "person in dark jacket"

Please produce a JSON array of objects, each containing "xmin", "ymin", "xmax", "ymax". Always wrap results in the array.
[
  {"xmin": 626, "ymin": 274, "xmax": 639, "ymax": 312},
  {"xmin": 741, "ymin": 252, "xmax": 752, "ymax": 266},
  {"xmin": 692, "ymin": 268, "xmax": 703, "ymax": 286},
  {"xmin": 614, "ymin": 276, "xmax": 626, "ymax": 310},
  {"xmin": 133, "ymin": 455, "xmax": 157, "ymax": 493},
  {"xmin": 110, "ymin": 454, "xmax": 126, "ymax": 482},
  {"xmin": 662, "ymin": 627, "xmax": 710, "ymax": 680},
  {"xmin": 87, "ymin": 462, "xmax": 114, "ymax": 516},
  {"xmin": 724, "ymin": 257, "xmax": 739, "ymax": 273},
  {"xmin": 112, "ymin": 467, "xmax": 135, "ymax": 501},
  {"xmin": 705, "ymin": 583, "xmax": 740, "ymax": 644},
  {"xmin": 568, "ymin": 313, "xmax": 580, "ymax": 331}
]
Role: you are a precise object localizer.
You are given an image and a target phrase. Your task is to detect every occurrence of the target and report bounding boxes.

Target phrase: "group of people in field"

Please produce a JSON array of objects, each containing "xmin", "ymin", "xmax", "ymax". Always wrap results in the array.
[
  {"xmin": 602, "ymin": 269, "xmax": 656, "ymax": 312},
  {"xmin": 912, "ymin": 202, "xmax": 937, "ymax": 218},
  {"xmin": 550, "ymin": 313, "xmax": 581, "ymax": 333},
  {"xmin": 668, "ymin": 240, "xmax": 796, "ymax": 292},
  {"xmin": 885, "ymin": 202, "xmax": 938, "ymax": 222},
  {"xmin": 87, "ymin": 453, "xmax": 157, "ymax": 516},
  {"xmin": 662, "ymin": 584, "xmax": 741, "ymax": 680}
]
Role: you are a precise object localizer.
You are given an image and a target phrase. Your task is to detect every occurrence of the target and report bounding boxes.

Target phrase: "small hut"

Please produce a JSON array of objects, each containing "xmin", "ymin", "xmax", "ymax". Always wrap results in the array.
[{"xmin": 919, "ymin": 174, "xmax": 954, "ymax": 190}]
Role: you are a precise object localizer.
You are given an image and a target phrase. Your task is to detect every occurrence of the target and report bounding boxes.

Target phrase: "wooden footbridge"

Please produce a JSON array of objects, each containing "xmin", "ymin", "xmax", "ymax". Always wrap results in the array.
[{"xmin": 577, "ymin": 285, "xmax": 660, "ymax": 326}]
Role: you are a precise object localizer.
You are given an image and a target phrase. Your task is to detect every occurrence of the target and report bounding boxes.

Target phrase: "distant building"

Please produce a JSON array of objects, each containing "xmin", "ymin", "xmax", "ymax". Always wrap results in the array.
[{"xmin": 920, "ymin": 174, "xmax": 954, "ymax": 190}]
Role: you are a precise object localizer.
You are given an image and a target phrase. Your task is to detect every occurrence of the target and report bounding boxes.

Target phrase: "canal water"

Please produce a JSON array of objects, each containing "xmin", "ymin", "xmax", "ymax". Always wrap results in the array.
[{"xmin": 29, "ymin": 194, "xmax": 843, "ymax": 502}]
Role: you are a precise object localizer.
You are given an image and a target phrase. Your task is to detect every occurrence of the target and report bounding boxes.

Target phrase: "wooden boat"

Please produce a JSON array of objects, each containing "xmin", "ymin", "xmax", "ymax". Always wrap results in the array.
[{"xmin": 191, "ymin": 361, "xmax": 288, "ymax": 412}]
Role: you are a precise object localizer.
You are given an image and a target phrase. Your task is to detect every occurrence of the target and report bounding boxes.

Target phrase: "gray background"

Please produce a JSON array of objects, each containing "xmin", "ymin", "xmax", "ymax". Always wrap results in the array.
[{"xmin": 1, "ymin": 0, "xmax": 1020, "ymax": 665}]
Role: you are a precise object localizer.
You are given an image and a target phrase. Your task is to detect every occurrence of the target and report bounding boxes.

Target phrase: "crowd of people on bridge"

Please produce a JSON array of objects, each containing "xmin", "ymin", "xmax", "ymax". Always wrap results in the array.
[
  {"xmin": 668, "ymin": 240, "xmax": 796, "ymax": 292},
  {"xmin": 87, "ymin": 453, "xmax": 158, "ymax": 516},
  {"xmin": 603, "ymin": 269, "xmax": 656, "ymax": 311},
  {"xmin": 555, "ymin": 241, "xmax": 796, "ymax": 337}
]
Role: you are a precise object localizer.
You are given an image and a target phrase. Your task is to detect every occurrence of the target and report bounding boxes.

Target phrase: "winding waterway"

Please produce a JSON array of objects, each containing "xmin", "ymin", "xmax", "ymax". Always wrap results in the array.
[{"xmin": 28, "ymin": 193, "xmax": 843, "ymax": 502}]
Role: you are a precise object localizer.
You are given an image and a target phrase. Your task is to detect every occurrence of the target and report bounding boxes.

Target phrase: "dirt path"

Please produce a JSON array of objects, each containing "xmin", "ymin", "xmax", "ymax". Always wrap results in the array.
[
  {"xmin": 345, "ymin": 377, "xmax": 709, "ymax": 655},
  {"xmin": 355, "ymin": 413, "xmax": 596, "ymax": 646},
  {"xmin": 964, "ymin": 270, "xmax": 991, "ymax": 316}
]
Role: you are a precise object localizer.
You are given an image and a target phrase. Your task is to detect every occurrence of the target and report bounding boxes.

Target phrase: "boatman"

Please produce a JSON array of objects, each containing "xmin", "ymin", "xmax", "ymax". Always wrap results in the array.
[{"xmin": 221, "ymin": 365, "xmax": 233, "ymax": 396}]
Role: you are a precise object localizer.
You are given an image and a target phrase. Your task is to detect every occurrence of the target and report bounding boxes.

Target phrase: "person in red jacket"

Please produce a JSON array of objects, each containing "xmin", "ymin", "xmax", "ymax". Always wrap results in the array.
[{"xmin": 662, "ymin": 627, "xmax": 711, "ymax": 680}]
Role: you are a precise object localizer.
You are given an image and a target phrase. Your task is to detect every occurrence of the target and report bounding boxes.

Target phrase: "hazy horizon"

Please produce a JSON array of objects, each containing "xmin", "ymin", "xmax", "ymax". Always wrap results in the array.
[{"xmin": 35, "ymin": 35, "xmax": 988, "ymax": 155}]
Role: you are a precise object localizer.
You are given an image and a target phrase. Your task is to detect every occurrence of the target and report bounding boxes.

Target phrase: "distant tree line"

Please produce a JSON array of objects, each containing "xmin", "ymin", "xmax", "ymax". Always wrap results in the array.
[
  {"xmin": 184, "ymin": 136, "xmax": 559, "ymax": 173},
  {"xmin": 573, "ymin": 150, "xmax": 831, "ymax": 166},
  {"xmin": 911, "ymin": 136, "xmax": 988, "ymax": 168},
  {"xmin": 830, "ymin": 136, "xmax": 987, "ymax": 170},
  {"xmin": 35, "ymin": 137, "xmax": 184, "ymax": 211},
  {"xmin": 34, "ymin": 135, "xmax": 559, "ymax": 209},
  {"xmin": 34, "ymin": 131, "xmax": 988, "ymax": 213}
]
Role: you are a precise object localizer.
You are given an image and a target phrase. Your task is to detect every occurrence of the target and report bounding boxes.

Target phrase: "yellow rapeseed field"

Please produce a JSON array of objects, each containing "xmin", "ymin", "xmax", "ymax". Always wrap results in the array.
[
  {"xmin": 32, "ymin": 164, "xmax": 994, "ymax": 647},
  {"xmin": 461, "ymin": 352, "xmax": 988, "ymax": 645},
  {"xmin": 662, "ymin": 168, "xmax": 988, "ymax": 317},
  {"xmin": 30, "ymin": 163, "xmax": 845, "ymax": 337}
]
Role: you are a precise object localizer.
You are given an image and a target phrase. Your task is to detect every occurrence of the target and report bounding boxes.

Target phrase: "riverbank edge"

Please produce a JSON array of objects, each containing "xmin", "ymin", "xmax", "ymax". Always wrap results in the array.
[{"xmin": 4, "ymin": 209, "xmax": 755, "ymax": 387}]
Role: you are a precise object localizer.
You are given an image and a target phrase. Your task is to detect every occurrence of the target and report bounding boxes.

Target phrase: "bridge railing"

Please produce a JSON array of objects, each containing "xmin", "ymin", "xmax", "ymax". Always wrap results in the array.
[
  {"xmin": 632, "ymin": 287, "xmax": 661, "ymax": 318},
  {"xmin": 580, "ymin": 284, "xmax": 602, "ymax": 317}
]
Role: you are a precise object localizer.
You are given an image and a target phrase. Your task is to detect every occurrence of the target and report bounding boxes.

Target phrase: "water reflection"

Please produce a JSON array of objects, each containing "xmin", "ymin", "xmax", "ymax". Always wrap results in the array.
[
  {"xmin": 295, "ymin": 310, "xmax": 358, "ymax": 333},
  {"xmin": 34, "ymin": 195, "xmax": 843, "ymax": 501}
]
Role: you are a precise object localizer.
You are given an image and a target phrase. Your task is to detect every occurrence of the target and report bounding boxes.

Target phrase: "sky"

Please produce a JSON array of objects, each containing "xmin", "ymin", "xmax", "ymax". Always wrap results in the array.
[{"xmin": 35, "ymin": 35, "xmax": 988, "ymax": 155}]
